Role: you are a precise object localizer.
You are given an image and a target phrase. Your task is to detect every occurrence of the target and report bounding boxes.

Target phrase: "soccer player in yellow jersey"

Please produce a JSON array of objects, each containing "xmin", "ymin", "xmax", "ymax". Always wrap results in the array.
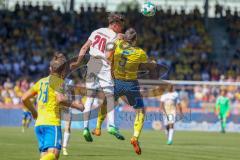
[
  {"xmin": 93, "ymin": 28, "xmax": 154, "ymax": 155},
  {"xmin": 21, "ymin": 106, "xmax": 32, "ymax": 133},
  {"xmin": 22, "ymin": 53, "xmax": 84, "ymax": 160}
]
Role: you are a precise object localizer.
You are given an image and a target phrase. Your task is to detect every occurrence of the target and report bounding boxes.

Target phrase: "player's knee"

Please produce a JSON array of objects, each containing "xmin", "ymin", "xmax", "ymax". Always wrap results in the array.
[
  {"xmin": 166, "ymin": 125, "xmax": 169, "ymax": 130},
  {"xmin": 65, "ymin": 127, "xmax": 71, "ymax": 133},
  {"xmin": 49, "ymin": 148, "xmax": 60, "ymax": 159},
  {"xmin": 169, "ymin": 124, "xmax": 174, "ymax": 128},
  {"xmin": 136, "ymin": 108, "xmax": 145, "ymax": 114}
]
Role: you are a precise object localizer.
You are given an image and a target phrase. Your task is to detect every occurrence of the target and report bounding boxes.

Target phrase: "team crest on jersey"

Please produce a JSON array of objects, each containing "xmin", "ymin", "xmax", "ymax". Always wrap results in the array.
[{"xmin": 122, "ymin": 51, "xmax": 130, "ymax": 55}]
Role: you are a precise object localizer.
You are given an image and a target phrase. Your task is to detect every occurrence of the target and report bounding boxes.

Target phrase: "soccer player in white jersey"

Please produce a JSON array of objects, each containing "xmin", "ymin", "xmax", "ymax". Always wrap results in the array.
[
  {"xmin": 70, "ymin": 13, "xmax": 125, "ymax": 142},
  {"xmin": 160, "ymin": 86, "xmax": 182, "ymax": 145}
]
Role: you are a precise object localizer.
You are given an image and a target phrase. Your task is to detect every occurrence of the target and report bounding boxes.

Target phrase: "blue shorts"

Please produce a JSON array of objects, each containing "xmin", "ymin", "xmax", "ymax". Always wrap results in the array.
[
  {"xmin": 35, "ymin": 125, "xmax": 62, "ymax": 152},
  {"xmin": 22, "ymin": 111, "xmax": 32, "ymax": 120},
  {"xmin": 114, "ymin": 79, "xmax": 144, "ymax": 109}
]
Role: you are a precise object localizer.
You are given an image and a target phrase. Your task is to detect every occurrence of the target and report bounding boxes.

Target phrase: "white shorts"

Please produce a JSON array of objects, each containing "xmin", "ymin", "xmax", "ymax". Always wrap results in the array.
[
  {"xmin": 86, "ymin": 57, "xmax": 114, "ymax": 93},
  {"xmin": 163, "ymin": 112, "xmax": 176, "ymax": 125}
]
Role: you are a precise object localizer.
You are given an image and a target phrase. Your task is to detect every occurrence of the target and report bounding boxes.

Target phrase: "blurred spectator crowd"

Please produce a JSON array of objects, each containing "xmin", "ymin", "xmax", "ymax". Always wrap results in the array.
[
  {"xmin": 0, "ymin": 2, "xmax": 239, "ymax": 106},
  {"xmin": 0, "ymin": 78, "xmax": 31, "ymax": 105}
]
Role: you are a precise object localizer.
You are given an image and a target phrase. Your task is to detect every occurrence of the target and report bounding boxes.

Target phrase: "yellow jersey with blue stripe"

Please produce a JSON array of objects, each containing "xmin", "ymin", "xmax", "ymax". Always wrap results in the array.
[
  {"xmin": 30, "ymin": 75, "xmax": 64, "ymax": 126},
  {"xmin": 113, "ymin": 39, "xmax": 148, "ymax": 80}
]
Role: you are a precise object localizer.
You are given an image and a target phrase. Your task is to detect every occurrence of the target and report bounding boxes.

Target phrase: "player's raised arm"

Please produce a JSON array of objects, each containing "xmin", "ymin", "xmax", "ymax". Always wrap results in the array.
[
  {"xmin": 70, "ymin": 39, "xmax": 92, "ymax": 70},
  {"xmin": 56, "ymin": 92, "xmax": 85, "ymax": 112},
  {"xmin": 21, "ymin": 89, "xmax": 38, "ymax": 120}
]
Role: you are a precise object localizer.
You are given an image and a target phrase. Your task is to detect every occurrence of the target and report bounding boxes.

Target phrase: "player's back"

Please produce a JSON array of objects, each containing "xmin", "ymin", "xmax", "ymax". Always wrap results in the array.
[
  {"xmin": 89, "ymin": 27, "xmax": 117, "ymax": 58},
  {"xmin": 31, "ymin": 75, "xmax": 64, "ymax": 126},
  {"xmin": 113, "ymin": 39, "xmax": 147, "ymax": 80},
  {"xmin": 87, "ymin": 27, "xmax": 118, "ymax": 72}
]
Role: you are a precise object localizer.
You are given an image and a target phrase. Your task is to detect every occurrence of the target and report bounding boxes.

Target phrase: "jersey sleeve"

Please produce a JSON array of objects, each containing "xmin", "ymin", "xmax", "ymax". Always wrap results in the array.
[
  {"xmin": 140, "ymin": 50, "xmax": 148, "ymax": 63},
  {"xmin": 88, "ymin": 30, "xmax": 96, "ymax": 42},
  {"xmin": 29, "ymin": 81, "xmax": 39, "ymax": 93}
]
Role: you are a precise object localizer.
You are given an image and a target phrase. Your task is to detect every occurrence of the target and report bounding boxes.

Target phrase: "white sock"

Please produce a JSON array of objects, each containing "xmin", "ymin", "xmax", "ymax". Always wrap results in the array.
[
  {"xmin": 83, "ymin": 97, "xmax": 94, "ymax": 128},
  {"xmin": 106, "ymin": 94, "xmax": 115, "ymax": 128},
  {"xmin": 63, "ymin": 132, "xmax": 70, "ymax": 148},
  {"xmin": 168, "ymin": 128, "xmax": 174, "ymax": 142}
]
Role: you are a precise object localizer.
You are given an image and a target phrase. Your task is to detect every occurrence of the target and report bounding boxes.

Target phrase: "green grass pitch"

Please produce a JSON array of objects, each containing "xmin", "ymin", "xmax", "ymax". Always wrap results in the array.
[{"xmin": 0, "ymin": 127, "xmax": 239, "ymax": 160}]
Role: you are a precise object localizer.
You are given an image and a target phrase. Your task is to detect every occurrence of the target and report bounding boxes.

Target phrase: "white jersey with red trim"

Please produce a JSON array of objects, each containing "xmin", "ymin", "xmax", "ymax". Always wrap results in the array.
[
  {"xmin": 88, "ymin": 27, "xmax": 117, "ymax": 59},
  {"xmin": 86, "ymin": 28, "xmax": 117, "ymax": 92}
]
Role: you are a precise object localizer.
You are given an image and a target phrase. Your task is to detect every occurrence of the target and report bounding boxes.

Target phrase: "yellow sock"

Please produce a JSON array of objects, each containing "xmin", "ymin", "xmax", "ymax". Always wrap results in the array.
[
  {"xmin": 40, "ymin": 153, "xmax": 56, "ymax": 160},
  {"xmin": 22, "ymin": 119, "xmax": 26, "ymax": 126},
  {"xmin": 96, "ymin": 103, "xmax": 107, "ymax": 129},
  {"xmin": 26, "ymin": 119, "xmax": 30, "ymax": 127},
  {"xmin": 133, "ymin": 110, "xmax": 145, "ymax": 139}
]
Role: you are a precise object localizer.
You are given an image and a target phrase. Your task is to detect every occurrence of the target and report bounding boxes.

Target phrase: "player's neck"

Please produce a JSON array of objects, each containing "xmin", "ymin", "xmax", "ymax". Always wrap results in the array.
[{"xmin": 50, "ymin": 73, "xmax": 61, "ymax": 78}]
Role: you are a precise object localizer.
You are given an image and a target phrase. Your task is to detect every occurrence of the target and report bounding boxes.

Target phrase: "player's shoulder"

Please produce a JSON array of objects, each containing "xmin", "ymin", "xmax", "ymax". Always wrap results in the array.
[
  {"xmin": 225, "ymin": 96, "xmax": 230, "ymax": 101},
  {"xmin": 138, "ymin": 48, "xmax": 148, "ymax": 60},
  {"xmin": 96, "ymin": 27, "xmax": 110, "ymax": 31},
  {"xmin": 216, "ymin": 96, "xmax": 221, "ymax": 100},
  {"xmin": 35, "ymin": 76, "xmax": 48, "ymax": 84},
  {"xmin": 160, "ymin": 93, "xmax": 166, "ymax": 100},
  {"xmin": 115, "ymin": 39, "xmax": 124, "ymax": 46},
  {"xmin": 135, "ymin": 47, "xmax": 146, "ymax": 54},
  {"xmin": 95, "ymin": 28, "xmax": 116, "ymax": 36}
]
